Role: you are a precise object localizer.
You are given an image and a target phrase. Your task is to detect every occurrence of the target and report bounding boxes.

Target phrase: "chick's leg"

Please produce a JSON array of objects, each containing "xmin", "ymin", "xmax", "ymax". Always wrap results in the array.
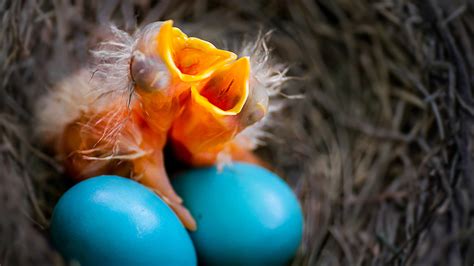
[{"xmin": 133, "ymin": 150, "xmax": 197, "ymax": 231}]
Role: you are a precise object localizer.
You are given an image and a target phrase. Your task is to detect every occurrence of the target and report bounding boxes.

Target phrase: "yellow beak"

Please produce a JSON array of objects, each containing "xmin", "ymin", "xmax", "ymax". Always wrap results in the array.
[
  {"xmin": 192, "ymin": 57, "xmax": 250, "ymax": 116},
  {"xmin": 158, "ymin": 20, "xmax": 237, "ymax": 83},
  {"xmin": 170, "ymin": 57, "xmax": 252, "ymax": 165}
]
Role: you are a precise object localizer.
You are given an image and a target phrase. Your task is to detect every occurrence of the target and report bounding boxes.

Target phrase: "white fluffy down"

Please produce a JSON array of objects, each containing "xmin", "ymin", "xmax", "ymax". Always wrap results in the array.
[
  {"xmin": 35, "ymin": 70, "xmax": 100, "ymax": 145},
  {"xmin": 217, "ymin": 32, "xmax": 288, "ymax": 166},
  {"xmin": 35, "ymin": 25, "xmax": 135, "ymax": 146},
  {"xmin": 35, "ymin": 25, "xmax": 287, "ymax": 163}
]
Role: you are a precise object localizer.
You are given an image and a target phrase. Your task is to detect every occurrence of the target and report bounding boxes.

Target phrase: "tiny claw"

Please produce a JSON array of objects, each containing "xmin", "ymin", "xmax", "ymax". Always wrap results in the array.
[
  {"xmin": 134, "ymin": 152, "xmax": 184, "ymax": 204},
  {"xmin": 167, "ymin": 201, "xmax": 197, "ymax": 231},
  {"xmin": 133, "ymin": 155, "xmax": 196, "ymax": 230},
  {"xmin": 139, "ymin": 168, "xmax": 183, "ymax": 204}
]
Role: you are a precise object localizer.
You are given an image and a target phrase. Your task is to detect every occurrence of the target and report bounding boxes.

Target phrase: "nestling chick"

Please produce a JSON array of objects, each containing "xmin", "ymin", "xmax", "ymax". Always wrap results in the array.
[{"xmin": 35, "ymin": 20, "xmax": 286, "ymax": 230}]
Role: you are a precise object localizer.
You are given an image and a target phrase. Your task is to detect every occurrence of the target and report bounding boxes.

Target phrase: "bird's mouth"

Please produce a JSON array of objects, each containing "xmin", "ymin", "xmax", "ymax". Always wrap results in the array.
[
  {"xmin": 158, "ymin": 20, "xmax": 237, "ymax": 83},
  {"xmin": 191, "ymin": 57, "xmax": 250, "ymax": 116}
]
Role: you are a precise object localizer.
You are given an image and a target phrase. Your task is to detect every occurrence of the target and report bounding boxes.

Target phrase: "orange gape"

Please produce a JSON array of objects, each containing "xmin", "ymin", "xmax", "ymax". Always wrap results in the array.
[
  {"xmin": 59, "ymin": 20, "xmax": 267, "ymax": 230},
  {"xmin": 171, "ymin": 57, "xmax": 259, "ymax": 165}
]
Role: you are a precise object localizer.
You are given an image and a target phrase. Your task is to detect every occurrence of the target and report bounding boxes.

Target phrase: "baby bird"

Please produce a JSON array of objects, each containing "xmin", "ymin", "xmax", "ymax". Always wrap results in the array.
[
  {"xmin": 36, "ymin": 20, "xmax": 285, "ymax": 230},
  {"xmin": 170, "ymin": 56, "xmax": 268, "ymax": 166}
]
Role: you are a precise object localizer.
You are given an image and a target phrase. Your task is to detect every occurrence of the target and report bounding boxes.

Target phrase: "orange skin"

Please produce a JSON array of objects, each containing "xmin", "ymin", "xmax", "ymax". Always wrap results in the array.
[
  {"xmin": 60, "ymin": 96, "xmax": 197, "ymax": 229},
  {"xmin": 171, "ymin": 57, "xmax": 249, "ymax": 165},
  {"xmin": 170, "ymin": 57, "xmax": 267, "ymax": 167},
  {"xmin": 59, "ymin": 21, "xmax": 265, "ymax": 230}
]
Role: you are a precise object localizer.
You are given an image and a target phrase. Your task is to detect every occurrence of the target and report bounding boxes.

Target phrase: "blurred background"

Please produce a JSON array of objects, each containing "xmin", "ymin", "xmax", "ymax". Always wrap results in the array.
[{"xmin": 1, "ymin": 0, "xmax": 474, "ymax": 265}]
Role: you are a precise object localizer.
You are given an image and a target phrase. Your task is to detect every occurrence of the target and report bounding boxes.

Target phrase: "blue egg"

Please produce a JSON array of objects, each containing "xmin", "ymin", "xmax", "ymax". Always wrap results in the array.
[
  {"xmin": 50, "ymin": 175, "xmax": 197, "ymax": 266},
  {"xmin": 173, "ymin": 163, "xmax": 303, "ymax": 266}
]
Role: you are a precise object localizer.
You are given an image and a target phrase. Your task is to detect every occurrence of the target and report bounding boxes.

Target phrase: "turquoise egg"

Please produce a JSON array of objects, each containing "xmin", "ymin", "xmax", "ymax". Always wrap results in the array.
[
  {"xmin": 50, "ymin": 175, "xmax": 197, "ymax": 266},
  {"xmin": 173, "ymin": 163, "xmax": 303, "ymax": 266}
]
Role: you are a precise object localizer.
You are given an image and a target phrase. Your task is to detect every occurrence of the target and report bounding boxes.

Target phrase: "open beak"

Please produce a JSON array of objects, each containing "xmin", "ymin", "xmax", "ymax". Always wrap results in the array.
[
  {"xmin": 131, "ymin": 20, "xmax": 237, "ymax": 96},
  {"xmin": 131, "ymin": 20, "xmax": 240, "ymax": 132},
  {"xmin": 192, "ymin": 56, "xmax": 250, "ymax": 115},
  {"xmin": 170, "ymin": 57, "xmax": 253, "ymax": 165},
  {"xmin": 158, "ymin": 20, "xmax": 237, "ymax": 84}
]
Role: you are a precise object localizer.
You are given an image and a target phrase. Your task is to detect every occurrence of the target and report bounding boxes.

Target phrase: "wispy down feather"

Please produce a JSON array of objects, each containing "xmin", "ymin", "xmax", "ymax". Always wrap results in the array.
[{"xmin": 217, "ymin": 31, "xmax": 289, "ymax": 167}]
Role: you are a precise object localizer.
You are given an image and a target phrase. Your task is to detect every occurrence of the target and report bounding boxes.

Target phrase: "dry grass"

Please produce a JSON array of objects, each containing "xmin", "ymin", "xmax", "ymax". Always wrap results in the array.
[{"xmin": 1, "ymin": 0, "xmax": 474, "ymax": 265}]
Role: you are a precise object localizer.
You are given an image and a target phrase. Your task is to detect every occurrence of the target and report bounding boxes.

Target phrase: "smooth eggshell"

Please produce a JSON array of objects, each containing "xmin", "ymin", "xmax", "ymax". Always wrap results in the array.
[
  {"xmin": 50, "ymin": 175, "xmax": 197, "ymax": 266},
  {"xmin": 173, "ymin": 163, "xmax": 303, "ymax": 266}
]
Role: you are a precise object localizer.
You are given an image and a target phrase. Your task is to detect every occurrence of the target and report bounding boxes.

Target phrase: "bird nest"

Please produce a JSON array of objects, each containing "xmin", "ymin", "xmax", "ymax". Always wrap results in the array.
[{"xmin": 1, "ymin": 0, "xmax": 474, "ymax": 265}]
